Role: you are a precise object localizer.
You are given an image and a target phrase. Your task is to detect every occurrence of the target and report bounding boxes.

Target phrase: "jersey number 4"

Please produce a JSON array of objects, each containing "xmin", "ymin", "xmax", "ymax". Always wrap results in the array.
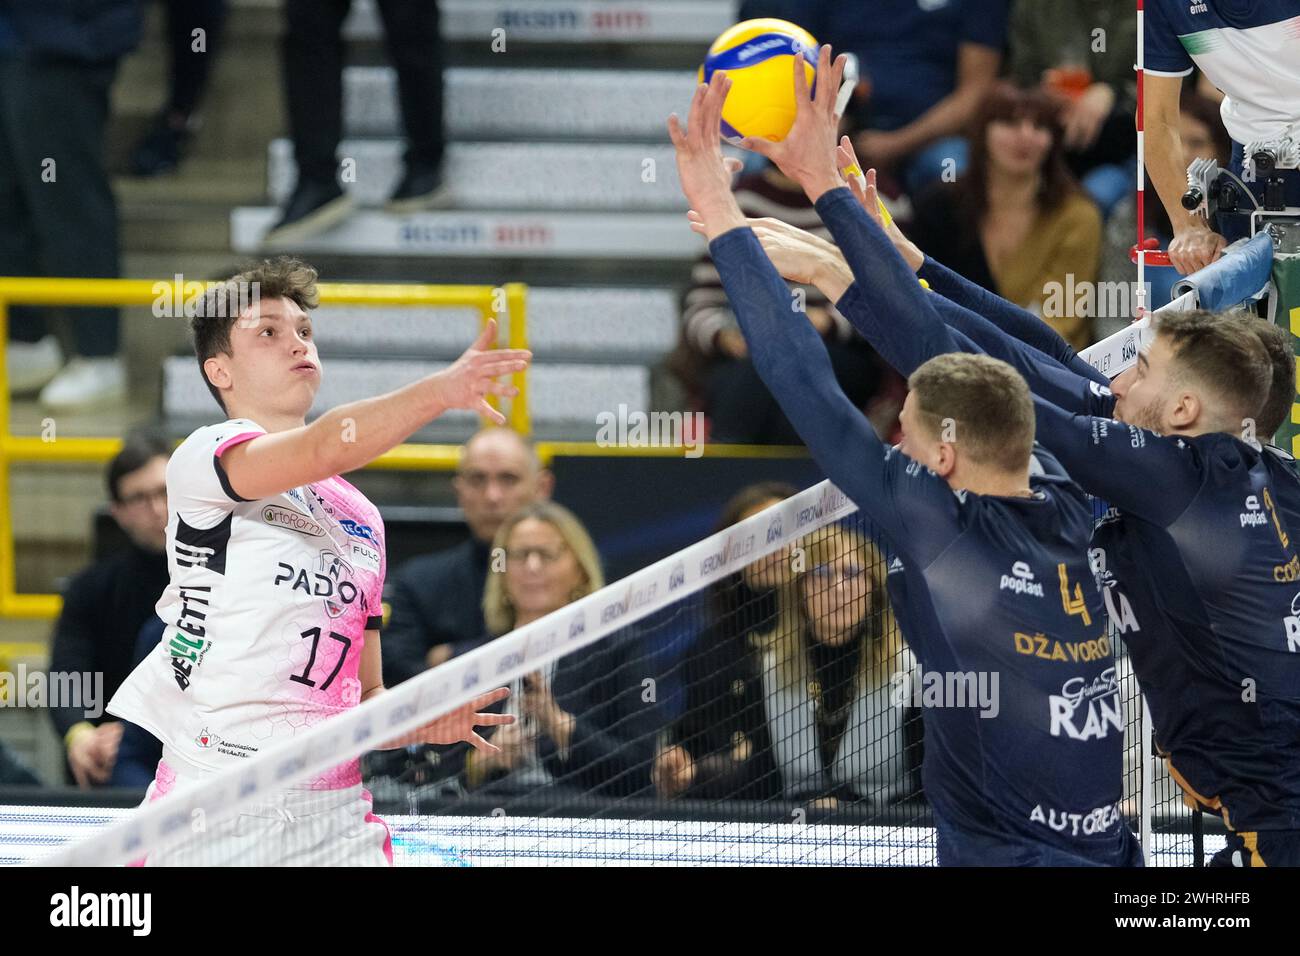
[
  {"xmin": 1058, "ymin": 563, "xmax": 1092, "ymax": 626},
  {"xmin": 290, "ymin": 627, "xmax": 352, "ymax": 690}
]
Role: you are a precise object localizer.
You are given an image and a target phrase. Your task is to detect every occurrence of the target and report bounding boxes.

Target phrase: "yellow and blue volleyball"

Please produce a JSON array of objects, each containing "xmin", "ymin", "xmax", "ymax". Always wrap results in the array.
[{"xmin": 699, "ymin": 18, "xmax": 819, "ymax": 142}]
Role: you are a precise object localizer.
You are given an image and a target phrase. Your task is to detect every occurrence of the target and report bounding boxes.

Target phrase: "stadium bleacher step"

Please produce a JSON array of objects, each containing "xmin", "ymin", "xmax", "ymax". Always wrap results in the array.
[
  {"xmin": 231, "ymin": 206, "xmax": 701, "ymax": 259},
  {"xmin": 312, "ymin": 286, "xmax": 679, "ymax": 361},
  {"xmin": 345, "ymin": 0, "xmax": 732, "ymax": 44},
  {"xmin": 268, "ymin": 139, "xmax": 694, "ymax": 211},
  {"xmin": 163, "ymin": 356, "xmax": 649, "ymax": 429},
  {"xmin": 344, "ymin": 66, "xmax": 696, "ymax": 140}
]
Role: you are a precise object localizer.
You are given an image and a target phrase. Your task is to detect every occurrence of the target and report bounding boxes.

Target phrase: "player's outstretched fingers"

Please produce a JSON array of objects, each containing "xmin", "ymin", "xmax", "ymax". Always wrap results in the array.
[
  {"xmin": 471, "ymin": 317, "xmax": 499, "ymax": 351},
  {"xmin": 465, "ymin": 732, "xmax": 499, "ymax": 754},
  {"xmin": 472, "ymin": 686, "xmax": 512, "ymax": 709},
  {"xmin": 479, "ymin": 399, "xmax": 507, "ymax": 425}
]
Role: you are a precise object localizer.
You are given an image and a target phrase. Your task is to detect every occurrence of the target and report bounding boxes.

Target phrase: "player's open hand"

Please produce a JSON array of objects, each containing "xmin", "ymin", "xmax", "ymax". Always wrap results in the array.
[
  {"xmin": 739, "ymin": 44, "xmax": 847, "ymax": 204},
  {"xmin": 433, "ymin": 319, "xmax": 531, "ymax": 425},
  {"xmin": 668, "ymin": 72, "xmax": 747, "ymax": 238},
  {"xmin": 417, "ymin": 686, "xmax": 516, "ymax": 752}
]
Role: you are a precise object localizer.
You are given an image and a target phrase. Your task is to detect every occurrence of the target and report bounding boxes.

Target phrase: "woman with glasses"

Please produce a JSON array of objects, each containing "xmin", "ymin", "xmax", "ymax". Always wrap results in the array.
[{"xmin": 465, "ymin": 501, "xmax": 662, "ymax": 801}]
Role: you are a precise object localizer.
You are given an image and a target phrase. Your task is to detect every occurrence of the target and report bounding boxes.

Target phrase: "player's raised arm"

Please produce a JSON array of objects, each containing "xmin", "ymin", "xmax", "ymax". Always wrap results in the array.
[
  {"xmin": 219, "ymin": 319, "xmax": 530, "ymax": 501},
  {"xmin": 670, "ymin": 70, "xmax": 960, "ymax": 560}
]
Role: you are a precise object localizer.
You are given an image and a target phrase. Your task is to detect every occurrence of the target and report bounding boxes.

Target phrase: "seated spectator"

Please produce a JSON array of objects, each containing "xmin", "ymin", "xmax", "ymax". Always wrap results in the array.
[
  {"xmin": 669, "ymin": 164, "xmax": 891, "ymax": 445},
  {"xmin": 49, "ymin": 428, "xmax": 171, "ymax": 789},
  {"xmin": 660, "ymin": 521, "xmax": 919, "ymax": 813},
  {"xmin": 742, "ymin": 0, "xmax": 1007, "ymax": 195},
  {"xmin": 907, "ymin": 82, "xmax": 1102, "ymax": 350},
  {"xmin": 653, "ymin": 482, "xmax": 797, "ymax": 804},
  {"xmin": 108, "ymin": 616, "xmax": 165, "ymax": 789},
  {"xmin": 465, "ymin": 503, "xmax": 662, "ymax": 799},
  {"xmin": 1007, "ymin": 0, "xmax": 1137, "ymax": 217},
  {"xmin": 381, "ymin": 427, "xmax": 553, "ymax": 685}
]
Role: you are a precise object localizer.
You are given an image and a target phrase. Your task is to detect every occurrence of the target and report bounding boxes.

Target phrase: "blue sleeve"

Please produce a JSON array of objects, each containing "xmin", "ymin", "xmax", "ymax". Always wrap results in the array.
[
  {"xmin": 1143, "ymin": 0, "xmax": 1194, "ymax": 76},
  {"xmin": 813, "ymin": 186, "xmax": 1117, "ymax": 418},
  {"xmin": 959, "ymin": 0, "xmax": 1009, "ymax": 51},
  {"xmin": 916, "ymin": 255, "xmax": 1104, "ymax": 384},
  {"xmin": 710, "ymin": 225, "xmax": 963, "ymax": 567},
  {"xmin": 1031, "ymin": 397, "xmax": 1202, "ymax": 526}
]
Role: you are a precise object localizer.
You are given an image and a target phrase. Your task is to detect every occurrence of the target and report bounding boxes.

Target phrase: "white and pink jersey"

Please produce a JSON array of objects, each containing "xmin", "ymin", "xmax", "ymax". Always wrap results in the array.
[{"xmin": 108, "ymin": 419, "xmax": 387, "ymax": 789}]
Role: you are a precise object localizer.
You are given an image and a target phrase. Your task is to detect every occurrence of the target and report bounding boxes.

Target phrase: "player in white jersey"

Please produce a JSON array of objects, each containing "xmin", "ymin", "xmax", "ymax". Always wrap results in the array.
[{"xmin": 108, "ymin": 257, "xmax": 528, "ymax": 865}]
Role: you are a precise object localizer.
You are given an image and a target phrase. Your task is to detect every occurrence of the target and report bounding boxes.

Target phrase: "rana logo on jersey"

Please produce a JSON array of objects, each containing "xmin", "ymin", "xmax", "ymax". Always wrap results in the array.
[
  {"xmin": 1284, "ymin": 592, "xmax": 1300, "ymax": 653},
  {"xmin": 1049, "ymin": 667, "xmax": 1122, "ymax": 741}
]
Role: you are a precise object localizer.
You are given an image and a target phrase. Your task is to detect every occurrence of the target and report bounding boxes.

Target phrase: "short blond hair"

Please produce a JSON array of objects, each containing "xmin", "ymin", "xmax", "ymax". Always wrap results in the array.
[
  {"xmin": 907, "ymin": 352, "xmax": 1035, "ymax": 472},
  {"xmin": 482, "ymin": 502, "xmax": 605, "ymax": 636}
]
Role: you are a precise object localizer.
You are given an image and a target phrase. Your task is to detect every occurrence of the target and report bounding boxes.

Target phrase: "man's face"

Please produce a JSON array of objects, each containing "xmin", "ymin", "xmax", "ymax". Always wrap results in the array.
[
  {"xmin": 454, "ymin": 433, "xmax": 546, "ymax": 543},
  {"xmin": 1112, "ymin": 334, "xmax": 1178, "ymax": 432},
  {"xmin": 207, "ymin": 297, "xmax": 322, "ymax": 418},
  {"xmin": 110, "ymin": 455, "xmax": 169, "ymax": 553}
]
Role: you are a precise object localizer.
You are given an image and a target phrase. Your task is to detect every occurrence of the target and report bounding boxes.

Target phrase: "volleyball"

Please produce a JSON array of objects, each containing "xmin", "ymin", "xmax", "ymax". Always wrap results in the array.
[{"xmin": 699, "ymin": 18, "xmax": 819, "ymax": 143}]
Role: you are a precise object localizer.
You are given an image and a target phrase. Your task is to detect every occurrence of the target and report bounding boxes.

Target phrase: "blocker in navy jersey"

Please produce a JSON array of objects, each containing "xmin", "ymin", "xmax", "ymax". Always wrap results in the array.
[
  {"xmin": 710, "ymin": 226, "xmax": 1138, "ymax": 866},
  {"xmin": 1039, "ymin": 404, "xmax": 1300, "ymax": 839}
]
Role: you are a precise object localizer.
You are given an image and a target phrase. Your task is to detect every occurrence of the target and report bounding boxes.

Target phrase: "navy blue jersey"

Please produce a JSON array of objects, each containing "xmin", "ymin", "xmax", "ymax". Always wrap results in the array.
[
  {"xmin": 1037, "ymin": 403, "xmax": 1300, "ymax": 831},
  {"xmin": 710, "ymin": 225, "xmax": 1134, "ymax": 863}
]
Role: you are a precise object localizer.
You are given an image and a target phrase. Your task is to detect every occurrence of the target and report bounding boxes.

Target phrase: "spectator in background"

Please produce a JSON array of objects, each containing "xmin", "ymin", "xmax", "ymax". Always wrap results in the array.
[
  {"xmin": 49, "ymin": 428, "xmax": 171, "ymax": 788},
  {"xmin": 653, "ymin": 482, "xmax": 797, "ymax": 804},
  {"xmin": 381, "ymin": 428, "xmax": 553, "ymax": 686},
  {"xmin": 907, "ymin": 82, "xmax": 1102, "ymax": 351},
  {"xmin": 743, "ymin": 0, "xmax": 1007, "ymax": 196},
  {"xmin": 264, "ymin": 0, "xmax": 446, "ymax": 246},
  {"xmin": 466, "ymin": 503, "xmax": 661, "ymax": 799},
  {"xmin": 0, "ymin": 0, "xmax": 142, "ymax": 408},
  {"xmin": 128, "ymin": 0, "xmax": 228, "ymax": 177},
  {"xmin": 1007, "ymin": 0, "xmax": 1137, "ymax": 218},
  {"xmin": 660, "ymin": 521, "xmax": 919, "ymax": 813},
  {"xmin": 669, "ymin": 161, "xmax": 892, "ymax": 445}
]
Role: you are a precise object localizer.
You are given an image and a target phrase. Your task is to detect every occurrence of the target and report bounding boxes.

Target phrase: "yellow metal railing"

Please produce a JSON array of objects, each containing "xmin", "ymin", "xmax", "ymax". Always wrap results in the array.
[
  {"xmin": 0, "ymin": 276, "xmax": 810, "ymax": 624},
  {"xmin": 0, "ymin": 277, "xmax": 529, "ymax": 619}
]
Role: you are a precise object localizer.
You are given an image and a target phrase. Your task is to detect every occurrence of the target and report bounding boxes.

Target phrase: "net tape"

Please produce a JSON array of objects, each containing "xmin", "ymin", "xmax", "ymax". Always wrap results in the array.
[{"xmin": 38, "ymin": 480, "xmax": 857, "ymax": 866}]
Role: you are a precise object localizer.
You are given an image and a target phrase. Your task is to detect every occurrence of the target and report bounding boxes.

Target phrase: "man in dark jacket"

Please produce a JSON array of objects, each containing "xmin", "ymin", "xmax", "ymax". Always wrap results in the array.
[
  {"xmin": 50, "ymin": 428, "xmax": 170, "ymax": 788},
  {"xmin": 381, "ymin": 428, "xmax": 553, "ymax": 685},
  {"xmin": 0, "ymin": 0, "xmax": 143, "ymax": 408}
]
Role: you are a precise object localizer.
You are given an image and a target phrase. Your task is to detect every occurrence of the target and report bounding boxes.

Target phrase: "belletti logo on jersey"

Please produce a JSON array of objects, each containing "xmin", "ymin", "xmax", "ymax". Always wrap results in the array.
[{"xmin": 999, "ymin": 561, "xmax": 1044, "ymax": 597}]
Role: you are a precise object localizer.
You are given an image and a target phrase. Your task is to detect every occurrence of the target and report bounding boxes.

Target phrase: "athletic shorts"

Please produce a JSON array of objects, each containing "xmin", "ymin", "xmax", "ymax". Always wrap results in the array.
[
  {"xmin": 1209, "ymin": 829, "xmax": 1300, "ymax": 868},
  {"xmin": 131, "ymin": 758, "xmax": 392, "ymax": 867}
]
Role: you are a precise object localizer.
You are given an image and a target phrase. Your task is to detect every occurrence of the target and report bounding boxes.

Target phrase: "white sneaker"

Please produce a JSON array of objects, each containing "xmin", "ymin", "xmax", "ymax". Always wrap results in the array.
[
  {"xmin": 39, "ymin": 357, "xmax": 127, "ymax": 410},
  {"xmin": 6, "ymin": 335, "xmax": 64, "ymax": 394}
]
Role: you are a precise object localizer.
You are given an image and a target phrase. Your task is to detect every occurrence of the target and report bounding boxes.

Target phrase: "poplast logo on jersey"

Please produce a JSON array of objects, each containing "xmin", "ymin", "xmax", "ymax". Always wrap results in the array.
[
  {"xmin": 999, "ymin": 561, "xmax": 1045, "ymax": 597},
  {"xmin": 1240, "ymin": 495, "xmax": 1269, "ymax": 528}
]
